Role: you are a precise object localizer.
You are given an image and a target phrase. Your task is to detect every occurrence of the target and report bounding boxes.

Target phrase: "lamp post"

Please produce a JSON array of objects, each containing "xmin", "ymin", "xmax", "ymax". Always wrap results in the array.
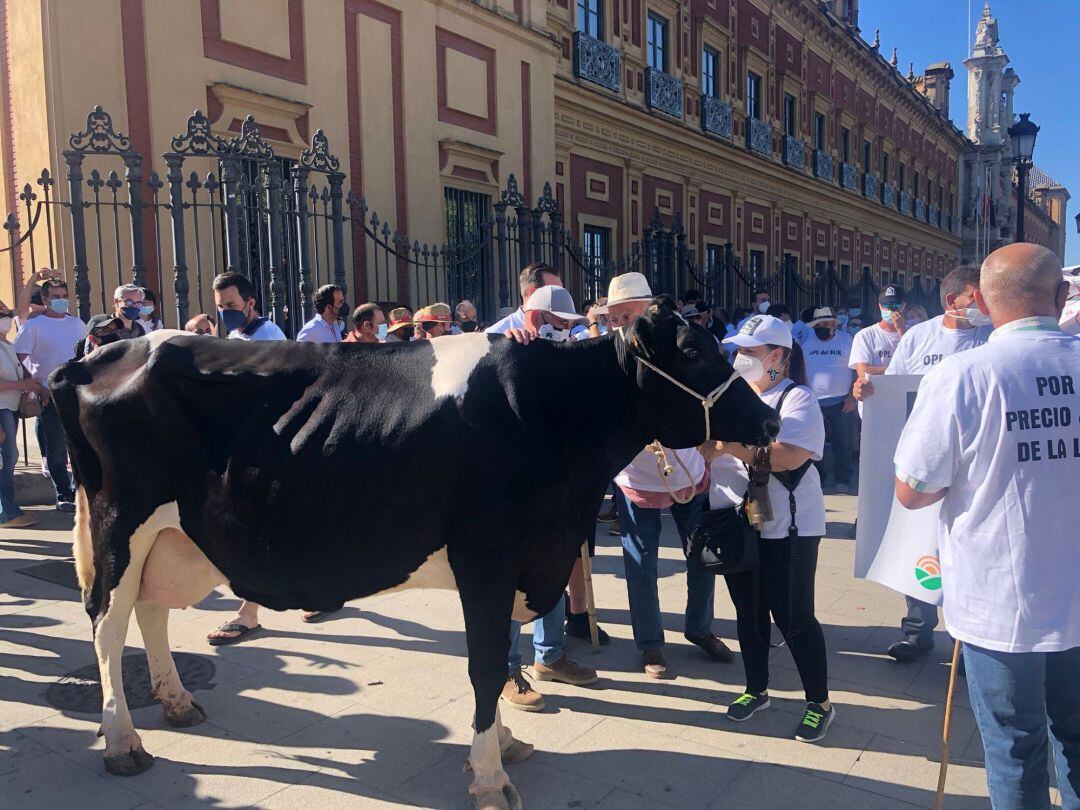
[{"xmin": 1007, "ymin": 112, "xmax": 1039, "ymax": 244}]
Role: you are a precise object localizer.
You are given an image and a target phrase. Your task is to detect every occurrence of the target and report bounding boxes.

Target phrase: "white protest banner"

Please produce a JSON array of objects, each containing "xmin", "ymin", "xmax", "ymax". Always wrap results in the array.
[{"xmin": 854, "ymin": 374, "xmax": 944, "ymax": 605}]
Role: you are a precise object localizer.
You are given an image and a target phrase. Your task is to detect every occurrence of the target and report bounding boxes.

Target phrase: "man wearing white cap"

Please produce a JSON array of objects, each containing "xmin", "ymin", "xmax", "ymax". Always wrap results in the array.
[
  {"xmin": 591, "ymin": 273, "xmax": 734, "ymax": 678},
  {"xmin": 800, "ymin": 307, "xmax": 855, "ymax": 492},
  {"xmin": 500, "ymin": 284, "xmax": 601, "ymax": 712},
  {"xmin": 485, "ymin": 262, "xmax": 561, "ymax": 336}
]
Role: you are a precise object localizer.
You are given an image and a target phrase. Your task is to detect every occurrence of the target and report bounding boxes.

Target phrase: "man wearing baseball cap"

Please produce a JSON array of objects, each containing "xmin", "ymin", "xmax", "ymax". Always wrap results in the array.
[
  {"xmin": 522, "ymin": 285, "xmax": 588, "ymax": 341},
  {"xmin": 486, "ymin": 262, "xmax": 562, "ymax": 336},
  {"xmin": 383, "ymin": 306, "xmax": 414, "ymax": 342},
  {"xmin": 801, "ymin": 307, "xmax": 856, "ymax": 493},
  {"xmin": 414, "ymin": 303, "xmax": 453, "ymax": 339},
  {"xmin": 849, "ymin": 285, "xmax": 906, "ymax": 415}
]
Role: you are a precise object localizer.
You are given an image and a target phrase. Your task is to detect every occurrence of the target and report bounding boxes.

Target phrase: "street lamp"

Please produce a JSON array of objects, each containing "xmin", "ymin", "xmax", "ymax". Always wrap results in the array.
[{"xmin": 1008, "ymin": 112, "xmax": 1039, "ymax": 243}]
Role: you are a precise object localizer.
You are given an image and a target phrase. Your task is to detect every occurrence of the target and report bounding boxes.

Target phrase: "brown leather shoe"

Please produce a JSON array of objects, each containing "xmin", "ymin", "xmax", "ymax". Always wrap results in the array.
[
  {"xmin": 685, "ymin": 633, "xmax": 735, "ymax": 663},
  {"xmin": 532, "ymin": 654, "xmax": 598, "ymax": 686},
  {"xmin": 642, "ymin": 648, "xmax": 668, "ymax": 679},
  {"xmin": 501, "ymin": 667, "xmax": 545, "ymax": 712}
]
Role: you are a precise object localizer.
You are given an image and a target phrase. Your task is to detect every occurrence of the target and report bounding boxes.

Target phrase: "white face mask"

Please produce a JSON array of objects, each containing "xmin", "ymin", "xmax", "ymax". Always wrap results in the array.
[
  {"xmin": 949, "ymin": 304, "xmax": 992, "ymax": 328},
  {"xmin": 376, "ymin": 323, "xmax": 388, "ymax": 341},
  {"xmin": 757, "ymin": 301, "xmax": 770, "ymax": 314},
  {"xmin": 0, "ymin": 316, "xmax": 11, "ymax": 333},
  {"xmin": 537, "ymin": 323, "xmax": 572, "ymax": 342},
  {"xmin": 732, "ymin": 352, "xmax": 764, "ymax": 381}
]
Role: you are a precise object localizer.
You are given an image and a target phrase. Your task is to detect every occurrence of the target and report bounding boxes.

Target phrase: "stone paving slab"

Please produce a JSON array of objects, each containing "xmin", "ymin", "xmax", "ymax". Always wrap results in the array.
[{"xmin": 0, "ymin": 497, "xmax": 1012, "ymax": 808}]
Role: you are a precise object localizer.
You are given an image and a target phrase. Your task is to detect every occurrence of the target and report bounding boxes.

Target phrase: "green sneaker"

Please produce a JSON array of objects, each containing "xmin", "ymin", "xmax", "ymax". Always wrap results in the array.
[
  {"xmin": 726, "ymin": 692, "xmax": 770, "ymax": 722},
  {"xmin": 795, "ymin": 702, "xmax": 835, "ymax": 743}
]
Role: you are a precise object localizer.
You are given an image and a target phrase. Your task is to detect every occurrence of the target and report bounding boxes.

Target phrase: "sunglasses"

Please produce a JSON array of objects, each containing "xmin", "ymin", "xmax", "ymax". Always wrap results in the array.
[{"xmin": 421, "ymin": 321, "xmax": 447, "ymax": 332}]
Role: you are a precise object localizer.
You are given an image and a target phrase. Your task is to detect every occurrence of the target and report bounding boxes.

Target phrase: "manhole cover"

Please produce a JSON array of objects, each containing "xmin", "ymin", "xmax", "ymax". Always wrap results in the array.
[{"xmin": 46, "ymin": 653, "xmax": 216, "ymax": 713}]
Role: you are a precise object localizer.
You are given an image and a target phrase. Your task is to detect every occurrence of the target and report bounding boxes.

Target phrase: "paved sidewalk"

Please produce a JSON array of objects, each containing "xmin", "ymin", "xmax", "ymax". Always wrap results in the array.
[{"xmin": 0, "ymin": 495, "xmax": 1012, "ymax": 809}]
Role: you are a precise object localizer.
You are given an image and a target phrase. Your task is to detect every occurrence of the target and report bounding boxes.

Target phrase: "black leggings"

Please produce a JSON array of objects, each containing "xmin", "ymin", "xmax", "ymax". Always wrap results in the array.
[{"xmin": 724, "ymin": 536, "xmax": 828, "ymax": 703}]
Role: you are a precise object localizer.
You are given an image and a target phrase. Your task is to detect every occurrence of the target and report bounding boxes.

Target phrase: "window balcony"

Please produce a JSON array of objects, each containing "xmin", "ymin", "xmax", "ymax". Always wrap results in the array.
[
  {"xmin": 928, "ymin": 204, "xmax": 938, "ymax": 226},
  {"xmin": 813, "ymin": 150, "xmax": 833, "ymax": 181},
  {"xmin": 914, "ymin": 198, "xmax": 925, "ymax": 221},
  {"xmin": 862, "ymin": 173, "xmax": 878, "ymax": 199},
  {"xmin": 572, "ymin": 31, "xmax": 621, "ymax": 93},
  {"xmin": 782, "ymin": 135, "xmax": 805, "ymax": 170},
  {"xmin": 840, "ymin": 162, "xmax": 858, "ymax": 191},
  {"xmin": 645, "ymin": 67, "xmax": 683, "ymax": 118},
  {"xmin": 881, "ymin": 182, "xmax": 895, "ymax": 208},
  {"xmin": 898, "ymin": 190, "xmax": 911, "ymax": 216},
  {"xmin": 700, "ymin": 96, "xmax": 732, "ymax": 140},
  {"xmin": 746, "ymin": 118, "xmax": 773, "ymax": 156}
]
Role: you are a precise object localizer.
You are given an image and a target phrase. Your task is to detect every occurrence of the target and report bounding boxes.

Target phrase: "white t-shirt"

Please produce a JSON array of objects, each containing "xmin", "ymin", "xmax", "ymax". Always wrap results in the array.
[
  {"xmin": 709, "ymin": 380, "xmax": 826, "ymax": 539},
  {"xmin": 485, "ymin": 308, "xmax": 526, "ymax": 335},
  {"xmin": 849, "ymin": 323, "xmax": 901, "ymax": 371},
  {"xmin": 801, "ymin": 330, "xmax": 854, "ymax": 401},
  {"xmin": 0, "ymin": 342, "xmax": 23, "ymax": 410},
  {"xmin": 227, "ymin": 318, "xmax": 287, "ymax": 342},
  {"xmin": 885, "ymin": 315, "xmax": 992, "ymax": 377},
  {"xmin": 615, "ymin": 446, "xmax": 705, "ymax": 494},
  {"xmin": 12, "ymin": 314, "xmax": 89, "ymax": 382},
  {"xmin": 894, "ymin": 318, "xmax": 1080, "ymax": 654}
]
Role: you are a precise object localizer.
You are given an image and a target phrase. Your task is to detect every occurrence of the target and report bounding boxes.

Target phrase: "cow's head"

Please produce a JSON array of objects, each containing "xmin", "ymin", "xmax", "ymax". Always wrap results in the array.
[{"xmin": 621, "ymin": 296, "xmax": 779, "ymax": 449}]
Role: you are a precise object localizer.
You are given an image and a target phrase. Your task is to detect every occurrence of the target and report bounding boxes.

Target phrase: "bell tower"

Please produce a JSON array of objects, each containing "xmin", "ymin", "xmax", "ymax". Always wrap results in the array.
[{"xmin": 964, "ymin": 2, "xmax": 1009, "ymax": 145}]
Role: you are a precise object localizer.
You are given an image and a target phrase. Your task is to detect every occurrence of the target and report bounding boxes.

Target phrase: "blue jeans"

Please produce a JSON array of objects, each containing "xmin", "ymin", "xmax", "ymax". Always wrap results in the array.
[
  {"xmin": 964, "ymin": 643, "xmax": 1080, "ymax": 809},
  {"xmin": 36, "ymin": 402, "xmax": 73, "ymax": 502},
  {"xmin": 0, "ymin": 409, "xmax": 22, "ymax": 521},
  {"xmin": 508, "ymin": 594, "xmax": 565, "ymax": 671},
  {"xmin": 616, "ymin": 490, "xmax": 714, "ymax": 651}
]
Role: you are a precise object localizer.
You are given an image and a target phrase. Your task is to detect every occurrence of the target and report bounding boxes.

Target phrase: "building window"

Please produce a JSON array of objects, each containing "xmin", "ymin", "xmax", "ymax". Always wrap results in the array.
[
  {"xmin": 582, "ymin": 224, "xmax": 611, "ymax": 270},
  {"xmin": 881, "ymin": 151, "xmax": 890, "ymax": 183},
  {"xmin": 840, "ymin": 127, "xmax": 851, "ymax": 162},
  {"xmin": 863, "ymin": 140, "xmax": 872, "ymax": 172},
  {"xmin": 576, "ymin": 0, "xmax": 602, "ymax": 38},
  {"xmin": 948, "ymin": 191, "xmax": 954, "ymax": 216},
  {"xmin": 647, "ymin": 13, "xmax": 668, "ymax": 72},
  {"xmin": 747, "ymin": 72, "xmax": 763, "ymax": 120},
  {"xmin": 814, "ymin": 113, "xmax": 826, "ymax": 150},
  {"xmin": 938, "ymin": 187, "xmax": 944, "ymax": 210},
  {"xmin": 926, "ymin": 178, "xmax": 933, "ymax": 201},
  {"xmin": 444, "ymin": 186, "xmax": 494, "ymax": 312},
  {"xmin": 914, "ymin": 171, "xmax": 920, "ymax": 200},
  {"xmin": 783, "ymin": 94, "xmax": 798, "ymax": 137},
  {"xmin": 749, "ymin": 249, "xmax": 765, "ymax": 280},
  {"xmin": 899, "ymin": 163, "xmax": 906, "ymax": 192},
  {"xmin": 702, "ymin": 46, "xmax": 720, "ymax": 98}
]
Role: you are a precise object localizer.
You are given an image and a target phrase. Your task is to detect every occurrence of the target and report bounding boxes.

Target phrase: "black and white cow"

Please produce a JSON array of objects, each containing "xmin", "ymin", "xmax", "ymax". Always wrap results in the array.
[{"xmin": 50, "ymin": 297, "xmax": 778, "ymax": 810}]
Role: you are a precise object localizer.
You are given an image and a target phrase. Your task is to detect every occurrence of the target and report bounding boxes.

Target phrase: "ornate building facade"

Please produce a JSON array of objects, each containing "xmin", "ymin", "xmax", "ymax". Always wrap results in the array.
[{"xmin": 960, "ymin": 2, "xmax": 1069, "ymax": 264}]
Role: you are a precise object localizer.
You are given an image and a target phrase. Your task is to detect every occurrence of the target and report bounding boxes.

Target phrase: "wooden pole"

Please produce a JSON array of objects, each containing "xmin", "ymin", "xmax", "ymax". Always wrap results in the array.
[
  {"xmin": 934, "ymin": 640, "xmax": 963, "ymax": 810},
  {"xmin": 579, "ymin": 542, "xmax": 600, "ymax": 652}
]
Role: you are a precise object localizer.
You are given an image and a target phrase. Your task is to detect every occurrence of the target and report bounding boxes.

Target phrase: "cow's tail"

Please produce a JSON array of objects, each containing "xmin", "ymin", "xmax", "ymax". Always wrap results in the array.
[{"xmin": 73, "ymin": 486, "xmax": 94, "ymax": 594}]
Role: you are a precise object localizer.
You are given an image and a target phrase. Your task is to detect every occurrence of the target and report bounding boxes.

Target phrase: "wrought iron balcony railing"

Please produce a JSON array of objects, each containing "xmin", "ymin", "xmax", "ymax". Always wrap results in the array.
[
  {"xmin": 701, "ymin": 96, "xmax": 732, "ymax": 140},
  {"xmin": 813, "ymin": 150, "xmax": 833, "ymax": 181},
  {"xmin": 914, "ymin": 198, "xmax": 925, "ymax": 221},
  {"xmin": 782, "ymin": 135, "xmax": 805, "ymax": 170},
  {"xmin": 881, "ymin": 182, "xmax": 895, "ymax": 207},
  {"xmin": 645, "ymin": 67, "xmax": 683, "ymax": 118},
  {"xmin": 840, "ymin": 162, "xmax": 858, "ymax": 191},
  {"xmin": 572, "ymin": 31, "xmax": 621, "ymax": 93},
  {"xmin": 746, "ymin": 118, "xmax": 773, "ymax": 156},
  {"xmin": 862, "ymin": 173, "xmax": 877, "ymax": 199},
  {"xmin": 928, "ymin": 204, "xmax": 938, "ymax": 226},
  {"xmin": 898, "ymin": 190, "xmax": 911, "ymax": 216}
]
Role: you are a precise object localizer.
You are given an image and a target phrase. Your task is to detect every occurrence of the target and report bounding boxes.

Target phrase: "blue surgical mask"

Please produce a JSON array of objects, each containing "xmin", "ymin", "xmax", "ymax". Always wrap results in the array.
[
  {"xmin": 139, "ymin": 305, "xmax": 154, "ymax": 317},
  {"xmin": 121, "ymin": 305, "xmax": 141, "ymax": 321},
  {"xmin": 48, "ymin": 298, "xmax": 69, "ymax": 314},
  {"xmin": 838, "ymin": 313, "xmax": 849, "ymax": 328},
  {"xmin": 219, "ymin": 308, "xmax": 247, "ymax": 333},
  {"xmin": 849, "ymin": 308, "xmax": 861, "ymax": 318},
  {"xmin": 880, "ymin": 307, "xmax": 894, "ymax": 322},
  {"xmin": 376, "ymin": 323, "xmax": 388, "ymax": 341}
]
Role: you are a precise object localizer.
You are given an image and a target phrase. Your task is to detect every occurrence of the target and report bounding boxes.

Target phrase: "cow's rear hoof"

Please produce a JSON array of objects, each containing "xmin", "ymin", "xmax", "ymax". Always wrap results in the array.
[
  {"xmin": 472, "ymin": 785, "xmax": 522, "ymax": 810},
  {"xmin": 500, "ymin": 737, "xmax": 533, "ymax": 764},
  {"xmin": 165, "ymin": 700, "xmax": 207, "ymax": 728},
  {"xmin": 104, "ymin": 746, "xmax": 155, "ymax": 776}
]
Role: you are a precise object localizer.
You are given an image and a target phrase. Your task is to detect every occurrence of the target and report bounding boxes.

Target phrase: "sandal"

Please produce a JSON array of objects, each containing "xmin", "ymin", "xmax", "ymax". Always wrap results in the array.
[
  {"xmin": 207, "ymin": 622, "xmax": 261, "ymax": 646},
  {"xmin": 301, "ymin": 605, "xmax": 344, "ymax": 623}
]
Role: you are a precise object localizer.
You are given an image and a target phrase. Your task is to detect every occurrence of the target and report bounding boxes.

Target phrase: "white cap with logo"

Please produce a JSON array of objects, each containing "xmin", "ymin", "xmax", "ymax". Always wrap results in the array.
[
  {"xmin": 722, "ymin": 314, "xmax": 793, "ymax": 350},
  {"xmin": 523, "ymin": 285, "xmax": 587, "ymax": 323}
]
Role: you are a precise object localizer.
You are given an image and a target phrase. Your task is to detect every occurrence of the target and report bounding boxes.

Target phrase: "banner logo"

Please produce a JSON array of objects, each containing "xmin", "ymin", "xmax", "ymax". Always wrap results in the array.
[{"xmin": 914, "ymin": 555, "xmax": 942, "ymax": 591}]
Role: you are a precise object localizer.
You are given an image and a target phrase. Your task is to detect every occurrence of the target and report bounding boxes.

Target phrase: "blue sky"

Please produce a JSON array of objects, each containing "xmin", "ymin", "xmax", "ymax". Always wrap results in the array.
[{"xmin": 859, "ymin": 0, "xmax": 1079, "ymax": 265}]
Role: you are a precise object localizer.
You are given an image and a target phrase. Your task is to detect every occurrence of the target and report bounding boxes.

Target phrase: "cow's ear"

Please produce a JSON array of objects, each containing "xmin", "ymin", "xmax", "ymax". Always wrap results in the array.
[
  {"xmin": 644, "ymin": 295, "xmax": 676, "ymax": 324},
  {"xmin": 625, "ymin": 313, "xmax": 656, "ymax": 358}
]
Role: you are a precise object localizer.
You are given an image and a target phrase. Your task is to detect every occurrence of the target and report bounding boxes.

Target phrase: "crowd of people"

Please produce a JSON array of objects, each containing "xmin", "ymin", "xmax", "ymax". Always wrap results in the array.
[{"xmin": 1, "ymin": 245, "xmax": 1076, "ymax": 806}]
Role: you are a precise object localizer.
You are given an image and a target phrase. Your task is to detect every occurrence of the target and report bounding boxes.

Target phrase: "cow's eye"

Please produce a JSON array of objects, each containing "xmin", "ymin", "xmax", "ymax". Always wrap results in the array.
[{"xmin": 681, "ymin": 347, "xmax": 699, "ymax": 360}]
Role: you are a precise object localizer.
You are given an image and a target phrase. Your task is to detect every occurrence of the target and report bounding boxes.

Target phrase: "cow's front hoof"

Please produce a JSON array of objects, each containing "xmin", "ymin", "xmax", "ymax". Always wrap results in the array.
[
  {"xmin": 500, "ymin": 737, "xmax": 533, "ymax": 764},
  {"xmin": 165, "ymin": 700, "xmax": 206, "ymax": 728},
  {"xmin": 473, "ymin": 784, "xmax": 522, "ymax": 810},
  {"xmin": 104, "ymin": 746, "xmax": 155, "ymax": 776}
]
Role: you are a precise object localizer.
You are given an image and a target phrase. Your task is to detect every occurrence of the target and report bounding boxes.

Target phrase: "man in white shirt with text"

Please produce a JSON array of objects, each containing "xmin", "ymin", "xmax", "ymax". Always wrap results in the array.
[
  {"xmin": 895, "ymin": 244, "xmax": 1079, "ymax": 809},
  {"xmin": 849, "ymin": 285, "xmax": 906, "ymax": 406},
  {"xmin": 858, "ymin": 265, "xmax": 993, "ymax": 663}
]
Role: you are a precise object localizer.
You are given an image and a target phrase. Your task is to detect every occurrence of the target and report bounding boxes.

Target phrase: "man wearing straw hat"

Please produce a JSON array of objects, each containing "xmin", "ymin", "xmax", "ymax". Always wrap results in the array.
[
  {"xmin": 895, "ymin": 244, "xmax": 1080, "ymax": 809},
  {"xmin": 383, "ymin": 306, "xmax": 414, "ymax": 342}
]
